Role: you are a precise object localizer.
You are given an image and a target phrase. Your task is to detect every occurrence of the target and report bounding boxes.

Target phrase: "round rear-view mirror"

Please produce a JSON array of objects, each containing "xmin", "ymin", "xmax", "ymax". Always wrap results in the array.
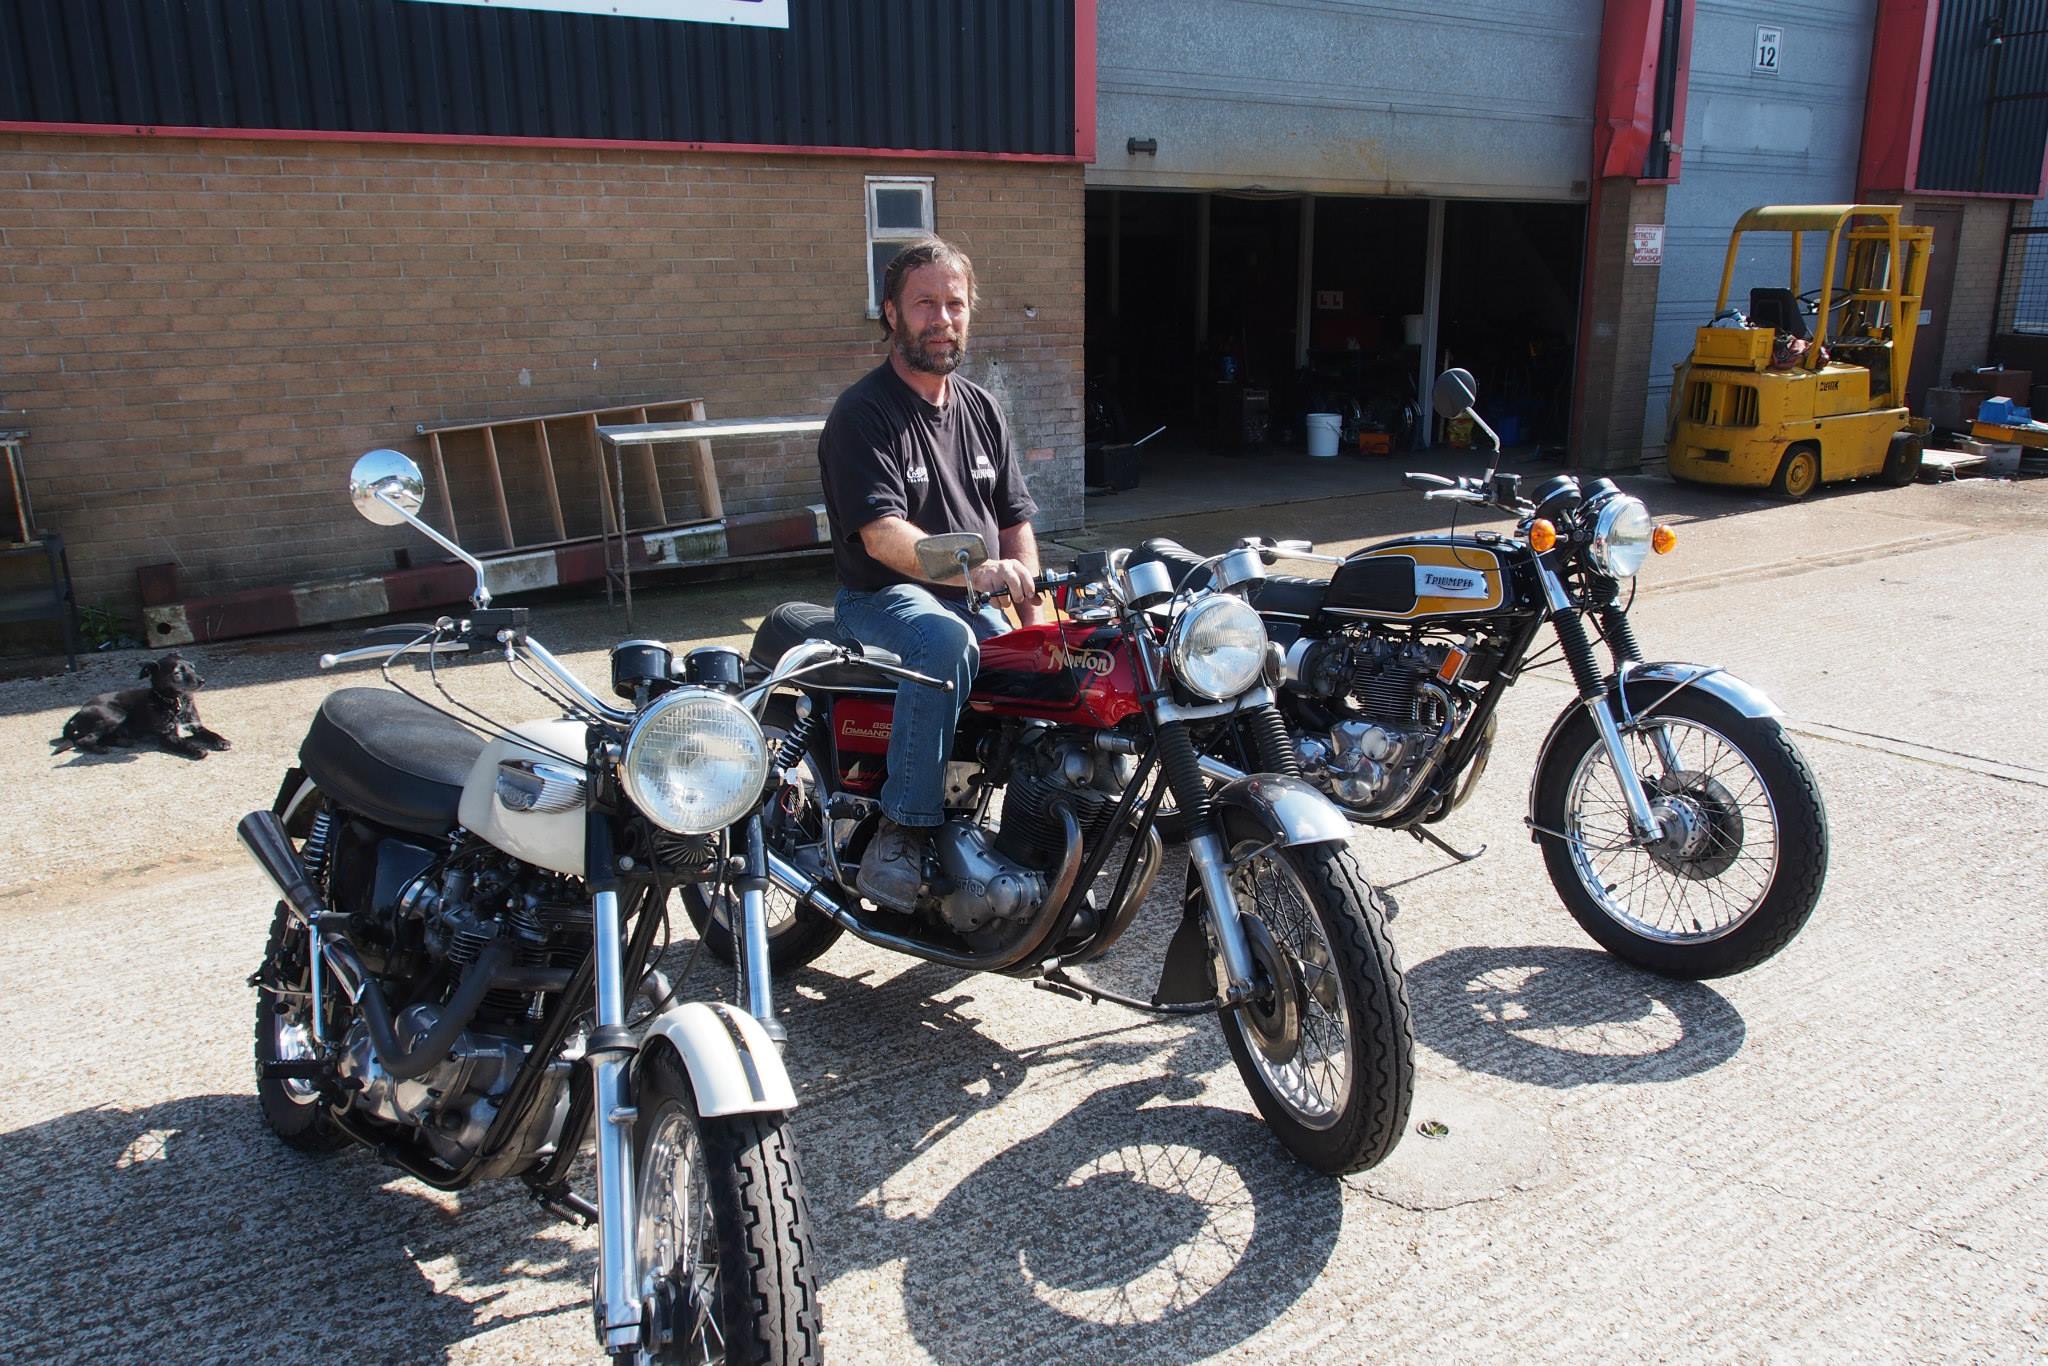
[
  {"xmin": 1432, "ymin": 368, "xmax": 1479, "ymax": 420},
  {"xmin": 350, "ymin": 449, "xmax": 425, "ymax": 526}
]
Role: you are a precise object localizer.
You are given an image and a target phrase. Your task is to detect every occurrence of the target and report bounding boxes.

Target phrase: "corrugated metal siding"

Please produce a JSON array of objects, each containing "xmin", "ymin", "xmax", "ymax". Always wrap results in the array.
[
  {"xmin": 1089, "ymin": 0, "xmax": 1599, "ymax": 198},
  {"xmin": 1917, "ymin": 0, "xmax": 2048, "ymax": 195},
  {"xmin": 1643, "ymin": 0, "xmax": 1878, "ymax": 449},
  {"xmin": 0, "ymin": 0, "xmax": 1074, "ymax": 156}
]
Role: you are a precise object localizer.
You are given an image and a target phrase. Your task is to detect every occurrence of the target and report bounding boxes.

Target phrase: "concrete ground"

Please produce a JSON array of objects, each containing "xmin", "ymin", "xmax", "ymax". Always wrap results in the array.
[{"xmin": 1, "ymin": 465, "xmax": 2044, "ymax": 1362}]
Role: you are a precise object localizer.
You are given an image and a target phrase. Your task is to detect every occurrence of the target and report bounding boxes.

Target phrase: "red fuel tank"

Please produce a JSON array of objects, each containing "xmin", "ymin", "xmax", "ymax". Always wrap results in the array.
[{"xmin": 969, "ymin": 621, "xmax": 1144, "ymax": 729}]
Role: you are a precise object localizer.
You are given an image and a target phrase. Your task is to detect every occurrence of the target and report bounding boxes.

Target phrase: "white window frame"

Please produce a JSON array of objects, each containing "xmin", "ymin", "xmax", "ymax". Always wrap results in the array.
[{"xmin": 865, "ymin": 175, "xmax": 936, "ymax": 318}]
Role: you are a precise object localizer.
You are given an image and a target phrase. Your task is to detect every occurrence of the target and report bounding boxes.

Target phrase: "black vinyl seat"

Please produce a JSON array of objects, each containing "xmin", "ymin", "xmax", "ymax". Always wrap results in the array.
[
  {"xmin": 1129, "ymin": 538, "xmax": 1329, "ymax": 621},
  {"xmin": 750, "ymin": 602, "xmax": 907, "ymax": 690},
  {"xmin": 300, "ymin": 688, "xmax": 486, "ymax": 837},
  {"xmin": 1748, "ymin": 287, "xmax": 1810, "ymax": 341}
]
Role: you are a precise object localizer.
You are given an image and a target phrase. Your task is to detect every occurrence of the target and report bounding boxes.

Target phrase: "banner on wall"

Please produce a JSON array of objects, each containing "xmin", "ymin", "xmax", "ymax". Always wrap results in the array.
[{"xmin": 406, "ymin": 0, "xmax": 788, "ymax": 27}]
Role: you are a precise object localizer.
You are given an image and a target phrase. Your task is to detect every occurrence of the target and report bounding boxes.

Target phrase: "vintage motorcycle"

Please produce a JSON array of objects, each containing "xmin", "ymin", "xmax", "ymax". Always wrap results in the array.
[
  {"xmin": 681, "ymin": 531, "xmax": 1416, "ymax": 1175},
  {"xmin": 241, "ymin": 450, "xmax": 827, "ymax": 1364},
  {"xmin": 1173, "ymin": 370, "xmax": 1828, "ymax": 980}
]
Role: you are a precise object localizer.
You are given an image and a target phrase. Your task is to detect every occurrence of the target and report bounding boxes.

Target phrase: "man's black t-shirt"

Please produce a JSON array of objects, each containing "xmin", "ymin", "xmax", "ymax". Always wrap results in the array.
[{"xmin": 818, "ymin": 361, "xmax": 1038, "ymax": 593}]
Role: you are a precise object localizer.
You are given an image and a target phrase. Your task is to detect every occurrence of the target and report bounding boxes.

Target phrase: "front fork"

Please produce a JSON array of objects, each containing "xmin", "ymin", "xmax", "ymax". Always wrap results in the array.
[
  {"xmin": 1537, "ymin": 561, "xmax": 1665, "ymax": 843},
  {"xmin": 1156, "ymin": 721, "xmax": 1261, "ymax": 999},
  {"xmin": 587, "ymin": 811, "xmax": 781, "ymax": 1352}
]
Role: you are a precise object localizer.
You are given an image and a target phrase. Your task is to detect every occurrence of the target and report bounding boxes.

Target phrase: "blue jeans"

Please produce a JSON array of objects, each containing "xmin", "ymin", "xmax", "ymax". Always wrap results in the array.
[{"xmin": 835, "ymin": 584, "xmax": 1007, "ymax": 827}]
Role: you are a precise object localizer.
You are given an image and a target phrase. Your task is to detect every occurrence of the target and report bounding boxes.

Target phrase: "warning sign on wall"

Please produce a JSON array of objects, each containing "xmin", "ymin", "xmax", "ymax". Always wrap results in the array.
[{"xmin": 1632, "ymin": 224, "xmax": 1665, "ymax": 266}]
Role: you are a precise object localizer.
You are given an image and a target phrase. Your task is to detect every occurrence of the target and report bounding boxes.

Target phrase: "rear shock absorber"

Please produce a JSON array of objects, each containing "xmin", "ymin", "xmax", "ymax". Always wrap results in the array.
[
  {"xmin": 771, "ymin": 701, "xmax": 819, "ymax": 776},
  {"xmin": 1244, "ymin": 704, "xmax": 1302, "ymax": 779}
]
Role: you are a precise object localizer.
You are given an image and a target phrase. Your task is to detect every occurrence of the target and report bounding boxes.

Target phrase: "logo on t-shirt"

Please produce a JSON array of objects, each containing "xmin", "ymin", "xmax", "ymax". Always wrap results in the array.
[{"xmin": 970, "ymin": 455, "xmax": 996, "ymax": 485}]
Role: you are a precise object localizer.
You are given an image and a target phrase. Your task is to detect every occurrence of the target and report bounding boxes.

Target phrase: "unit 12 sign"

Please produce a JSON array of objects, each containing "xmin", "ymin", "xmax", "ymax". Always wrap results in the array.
[{"xmin": 1755, "ymin": 26, "xmax": 1781, "ymax": 75}]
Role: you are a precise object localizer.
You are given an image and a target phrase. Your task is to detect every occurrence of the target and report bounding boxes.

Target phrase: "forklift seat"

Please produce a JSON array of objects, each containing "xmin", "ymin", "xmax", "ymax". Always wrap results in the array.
[{"xmin": 1749, "ymin": 288, "xmax": 1810, "ymax": 341}]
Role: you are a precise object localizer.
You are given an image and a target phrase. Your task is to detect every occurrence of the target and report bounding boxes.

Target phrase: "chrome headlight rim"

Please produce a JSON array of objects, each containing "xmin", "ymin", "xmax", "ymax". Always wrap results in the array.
[
  {"xmin": 1587, "ymin": 495, "xmax": 1654, "ymax": 578},
  {"xmin": 1168, "ymin": 593, "xmax": 1268, "ymax": 701},
  {"xmin": 618, "ymin": 686, "xmax": 770, "ymax": 835}
]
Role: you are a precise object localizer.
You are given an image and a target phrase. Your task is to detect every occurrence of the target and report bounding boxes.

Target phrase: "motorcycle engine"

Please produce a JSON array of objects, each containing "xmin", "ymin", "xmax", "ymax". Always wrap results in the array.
[
  {"xmin": 328, "ymin": 830, "xmax": 586, "ymax": 1165},
  {"xmin": 918, "ymin": 728, "xmax": 1132, "ymax": 937},
  {"xmin": 1293, "ymin": 633, "xmax": 1458, "ymax": 811}
]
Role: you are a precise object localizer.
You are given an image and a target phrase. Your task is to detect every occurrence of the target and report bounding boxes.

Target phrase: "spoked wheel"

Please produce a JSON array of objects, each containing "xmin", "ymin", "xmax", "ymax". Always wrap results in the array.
[
  {"xmin": 1196, "ymin": 812, "xmax": 1414, "ymax": 1175},
  {"xmin": 633, "ymin": 1044, "xmax": 821, "ymax": 1365},
  {"xmin": 680, "ymin": 698, "xmax": 843, "ymax": 975},
  {"xmin": 253, "ymin": 882, "xmax": 347, "ymax": 1151},
  {"xmin": 1534, "ymin": 689, "xmax": 1828, "ymax": 979}
]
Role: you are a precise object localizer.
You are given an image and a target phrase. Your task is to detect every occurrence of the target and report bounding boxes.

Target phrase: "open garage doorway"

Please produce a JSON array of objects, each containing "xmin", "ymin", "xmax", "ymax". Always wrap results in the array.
[{"xmin": 1084, "ymin": 188, "xmax": 1584, "ymax": 521}]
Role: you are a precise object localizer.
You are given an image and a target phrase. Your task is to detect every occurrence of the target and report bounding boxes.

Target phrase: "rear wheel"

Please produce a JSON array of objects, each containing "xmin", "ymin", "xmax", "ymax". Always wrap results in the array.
[
  {"xmin": 681, "ymin": 697, "xmax": 843, "ymax": 975},
  {"xmin": 1770, "ymin": 442, "xmax": 1821, "ymax": 499},
  {"xmin": 1880, "ymin": 430, "xmax": 1924, "ymax": 487},
  {"xmin": 1195, "ymin": 811, "xmax": 1414, "ymax": 1175},
  {"xmin": 252, "ymin": 898, "xmax": 348, "ymax": 1152},
  {"xmin": 633, "ymin": 1045, "xmax": 821, "ymax": 1365}
]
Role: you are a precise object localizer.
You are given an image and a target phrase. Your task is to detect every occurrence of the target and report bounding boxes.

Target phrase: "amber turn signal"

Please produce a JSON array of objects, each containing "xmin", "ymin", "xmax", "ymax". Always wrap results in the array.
[
  {"xmin": 1528, "ymin": 519, "xmax": 1558, "ymax": 553},
  {"xmin": 1651, "ymin": 525, "xmax": 1677, "ymax": 555}
]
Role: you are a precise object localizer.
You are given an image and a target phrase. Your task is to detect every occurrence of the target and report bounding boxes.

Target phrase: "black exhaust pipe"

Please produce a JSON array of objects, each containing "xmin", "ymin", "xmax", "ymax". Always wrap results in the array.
[{"xmin": 237, "ymin": 808, "xmax": 516, "ymax": 1081}]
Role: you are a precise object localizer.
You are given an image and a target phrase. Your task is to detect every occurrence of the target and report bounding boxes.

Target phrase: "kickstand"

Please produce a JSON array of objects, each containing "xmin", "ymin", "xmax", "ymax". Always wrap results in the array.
[{"xmin": 1409, "ymin": 826, "xmax": 1487, "ymax": 863}]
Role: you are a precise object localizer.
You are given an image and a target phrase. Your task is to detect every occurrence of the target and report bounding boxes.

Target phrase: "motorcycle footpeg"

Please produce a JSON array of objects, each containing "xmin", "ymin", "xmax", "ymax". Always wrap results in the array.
[
  {"xmin": 531, "ymin": 1184, "xmax": 600, "ymax": 1227},
  {"xmin": 261, "ymin": 1059, "xmax": 331, "ymax": 1080}
]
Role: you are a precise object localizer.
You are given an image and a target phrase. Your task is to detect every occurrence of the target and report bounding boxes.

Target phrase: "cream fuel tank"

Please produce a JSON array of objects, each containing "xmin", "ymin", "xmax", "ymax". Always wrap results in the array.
[{"xmin": 454, "ymin": 720, "xmax": 591, "ymax": 878}]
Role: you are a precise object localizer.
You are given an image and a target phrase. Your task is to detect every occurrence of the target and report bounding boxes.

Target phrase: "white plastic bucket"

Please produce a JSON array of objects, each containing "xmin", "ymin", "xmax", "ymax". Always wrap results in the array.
[{"xmin": 1306, "ymin": 412, "xmax": 1342, "ymax": 458}]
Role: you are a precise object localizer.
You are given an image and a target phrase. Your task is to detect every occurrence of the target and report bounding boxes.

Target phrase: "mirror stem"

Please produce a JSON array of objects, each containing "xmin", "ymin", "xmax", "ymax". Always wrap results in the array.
[
  {"xmin": 1463, "ymin": 407, "xmax": 1504, "ymax": 482},
  {"xmin": 376, "ymin": 489, "xmax": 492, "ymax": 607}
]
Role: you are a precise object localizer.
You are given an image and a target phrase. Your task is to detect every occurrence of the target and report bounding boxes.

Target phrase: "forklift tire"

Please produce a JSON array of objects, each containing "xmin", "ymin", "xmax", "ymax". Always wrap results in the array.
[
  {"xmin": 1770, "ymin": 443, "xmax": 1821, "ymax": 500},
  {"xmin": 1880, "ymin": 431, "xmax": 1924, "ymax": 487}
]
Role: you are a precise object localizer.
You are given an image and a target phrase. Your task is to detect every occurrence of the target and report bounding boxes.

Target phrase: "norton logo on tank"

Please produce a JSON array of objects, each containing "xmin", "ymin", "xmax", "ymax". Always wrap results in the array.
[
  {"xmin": 404, "ymin": 0, "xmax": 789, "ymax": 28},
  {"xmin": 1048, "ymin": 640, "xmax": 1117, "ymax": 676},
  {"xmin": 1416, "ymin": 567, "xmax": 1490, "ymax": 599}
]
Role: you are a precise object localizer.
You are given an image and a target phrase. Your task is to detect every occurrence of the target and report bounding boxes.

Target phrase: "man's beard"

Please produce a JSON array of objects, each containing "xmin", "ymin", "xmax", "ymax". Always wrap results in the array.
[{"xmin": 895, "ymin": 323, "xmax": 967, "ymax": 375}]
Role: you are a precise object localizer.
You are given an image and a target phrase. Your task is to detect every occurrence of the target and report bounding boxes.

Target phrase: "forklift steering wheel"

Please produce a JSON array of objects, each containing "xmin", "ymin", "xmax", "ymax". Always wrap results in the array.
[{"xmin": 1796, "ymin": 288, "xmax": 1852, "ymax": 314}]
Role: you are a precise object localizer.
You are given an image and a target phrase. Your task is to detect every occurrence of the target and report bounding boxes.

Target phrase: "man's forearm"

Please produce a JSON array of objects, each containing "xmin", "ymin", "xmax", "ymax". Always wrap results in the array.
[
  {"xmin": 998, "ymin": 521, "xmax": 1040, "ymax": 575},
  {"xmin": 857, "ymin": 516, "xmax": 936, "ymax": 583}
]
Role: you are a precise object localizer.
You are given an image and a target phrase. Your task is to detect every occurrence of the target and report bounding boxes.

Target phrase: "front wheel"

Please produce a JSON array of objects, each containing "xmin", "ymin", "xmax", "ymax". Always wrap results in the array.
[
  {"xmin": 1534, "ymin": 688, "xmax": 1828, "ymax": 979},
  {"xmin": 633, "ymin": 1044, "xmax": 821, "ymax": 1365},
  {"xmin": 1195, "ymin": 812, "xmax": 1414, "ymax": 1174}
]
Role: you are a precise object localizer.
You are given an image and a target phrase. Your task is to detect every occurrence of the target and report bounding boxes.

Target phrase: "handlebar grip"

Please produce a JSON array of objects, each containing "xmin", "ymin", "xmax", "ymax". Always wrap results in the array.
[{"xmin": 1404, "ymin": 472, "xmax": 1456, "ymax": 490}]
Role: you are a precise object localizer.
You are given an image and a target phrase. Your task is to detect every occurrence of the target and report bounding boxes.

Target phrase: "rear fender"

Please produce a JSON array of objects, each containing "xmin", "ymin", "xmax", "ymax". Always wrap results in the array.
[
  {"xmin": 636, "ymin": 1002, "xmax": 796, "ymax": 1118},
  {"xmin": 1526, "ymin": 661, "xmax": 1784, "ymax": 830}
]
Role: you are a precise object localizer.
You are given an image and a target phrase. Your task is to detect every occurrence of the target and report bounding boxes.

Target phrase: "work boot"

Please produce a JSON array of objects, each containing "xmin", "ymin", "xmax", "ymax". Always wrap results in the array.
[{"xmin": 856, "ymin": 818, "xmax": 933, "ymax": 913}]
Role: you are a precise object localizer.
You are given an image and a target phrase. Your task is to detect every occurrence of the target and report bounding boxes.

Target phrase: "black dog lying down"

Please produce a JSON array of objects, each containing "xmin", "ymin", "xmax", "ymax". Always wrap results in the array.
[{"xmin": 52, "ymin": 652, "xmax": 231, "ymax": 759}]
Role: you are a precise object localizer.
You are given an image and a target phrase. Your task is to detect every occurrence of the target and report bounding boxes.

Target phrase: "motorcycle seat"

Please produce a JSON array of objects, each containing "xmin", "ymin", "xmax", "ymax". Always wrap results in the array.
[
  {"xmin": 1129, "ymin": 539, "xmax": 1328, "ymax": 621},
  {"xmin": 750, "ymin": 602, "xmax": 909, "ymax": 691},
  {"xmin": 299, "ymin": 687, "xmax": 486, "ymax": 837}
]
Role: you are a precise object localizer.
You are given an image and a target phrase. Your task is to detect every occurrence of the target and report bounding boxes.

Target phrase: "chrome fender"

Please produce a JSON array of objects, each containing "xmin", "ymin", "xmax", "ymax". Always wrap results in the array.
[
  {"xmin": 1526, "ymin": 660, "xmax": 1785, "ymax": 829},
  {"xmin": 636, "ymin": 1002, "xmax": 796, "ymax": 1118},
  {"xmin": 1209, "ymin": 772, "xmax": 1354, "ymax": 847}
]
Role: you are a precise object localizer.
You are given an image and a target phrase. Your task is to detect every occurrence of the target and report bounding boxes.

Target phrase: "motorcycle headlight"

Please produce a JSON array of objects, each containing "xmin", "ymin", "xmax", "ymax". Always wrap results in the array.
[
  {"xmin": 618, "ymin": 687, "xmax": 769, "ymax": 835},
  {"xmin": 1168, "ymin": 594, "xmax": 1268, "ymax": 701},
  {"xmin": 1588, "ymin": 496, "xmax": 1655, "ymax": 578}
]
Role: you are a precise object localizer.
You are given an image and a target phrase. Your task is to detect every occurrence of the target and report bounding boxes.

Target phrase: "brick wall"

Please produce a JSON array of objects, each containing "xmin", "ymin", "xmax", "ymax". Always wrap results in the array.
[
  {"xmin": 1930, "ymin": 196, "xmax": 2007, "ymax": 378},
  {"xmin": 1572, "ymin": 179, "xmax": 1667, "ymax": 468},
  {"xmin": 0, "ymin": 133, "xmax": 1085, "ymax": 612}
]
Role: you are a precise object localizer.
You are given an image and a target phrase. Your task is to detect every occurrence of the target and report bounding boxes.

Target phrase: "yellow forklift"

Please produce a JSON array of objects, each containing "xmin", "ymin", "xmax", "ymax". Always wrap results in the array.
[{"xmin": 1667, "ymin": 204, "xmax": 1933, "ymax": 498}]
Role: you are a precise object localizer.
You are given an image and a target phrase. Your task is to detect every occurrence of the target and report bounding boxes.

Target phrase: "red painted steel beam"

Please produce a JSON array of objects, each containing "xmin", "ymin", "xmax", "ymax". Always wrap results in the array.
[
  {"xmin": 1859, "ymin": 0, "xmax": 1940, "ymax": 196},
  {"xmin": 1074, "ymin": 0, "xmax": 1098, "ymax": 164},
  {"xmin": 1593, "ymin": 0, "xmax": 1666, "ymax": 181}
]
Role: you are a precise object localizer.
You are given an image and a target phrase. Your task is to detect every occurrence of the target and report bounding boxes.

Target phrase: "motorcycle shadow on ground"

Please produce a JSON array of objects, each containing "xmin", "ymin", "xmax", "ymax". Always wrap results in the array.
[
  {"xmin": 0, "ymin": 1092, "xmax": 587, "ymax": 1362},
  {"xmin": 1404, "ymin": 944, "xmax": 1746, "ymax": 1087},
  {"xmin": 759, "ymin": 944, "xmax": 1348, "ymax": 1365}
]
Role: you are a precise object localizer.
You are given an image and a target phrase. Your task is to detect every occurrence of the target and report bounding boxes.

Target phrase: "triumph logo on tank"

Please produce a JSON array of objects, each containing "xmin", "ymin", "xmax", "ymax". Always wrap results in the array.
[{"xmin": 1415, "ymin": 567, "xmax": 1490, "ymax": 599}]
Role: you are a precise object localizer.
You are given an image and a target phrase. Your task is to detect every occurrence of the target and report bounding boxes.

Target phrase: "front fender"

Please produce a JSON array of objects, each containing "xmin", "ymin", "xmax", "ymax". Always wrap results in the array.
[
  {"xmin": 1209, "ymin": 772, "xmax": 1354, "ymax": 847},
  {"xmin": 1526, "ymin": 661, "xmax": 1785, "ymax": 827},
  {"xmin": 637, "ymin": 1002, "xmax": 796, "ymax": 1118}
]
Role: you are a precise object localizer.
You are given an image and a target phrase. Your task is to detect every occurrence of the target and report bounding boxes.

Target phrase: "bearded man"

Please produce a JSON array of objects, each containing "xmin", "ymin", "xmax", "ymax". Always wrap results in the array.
[{"xmin": 816, "ymin": 237, "xmax": 1043, "ymax": 912}]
